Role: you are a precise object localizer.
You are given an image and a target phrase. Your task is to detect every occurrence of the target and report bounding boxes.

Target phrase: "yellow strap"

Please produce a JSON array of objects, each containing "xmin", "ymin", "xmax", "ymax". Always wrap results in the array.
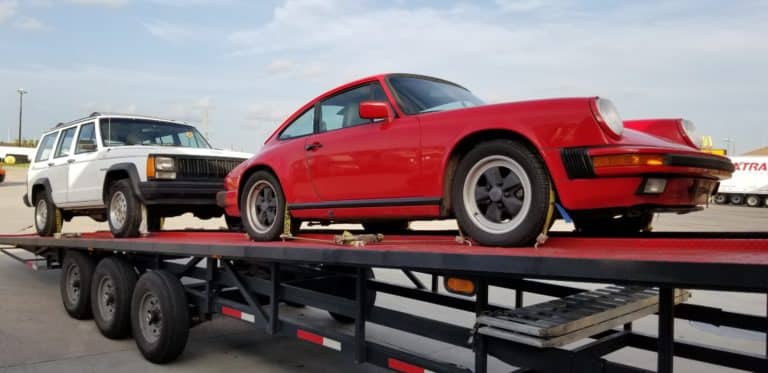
[{"xmin": 535, "ymin": 186, "xmax": 556, "ymax": 248}]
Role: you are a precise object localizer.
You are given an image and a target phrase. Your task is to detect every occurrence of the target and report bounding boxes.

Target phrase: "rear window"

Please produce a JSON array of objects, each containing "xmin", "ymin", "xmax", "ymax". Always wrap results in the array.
[{"xmin": 35, "ymin": 132, "xmax": 59, "ymax": 162}]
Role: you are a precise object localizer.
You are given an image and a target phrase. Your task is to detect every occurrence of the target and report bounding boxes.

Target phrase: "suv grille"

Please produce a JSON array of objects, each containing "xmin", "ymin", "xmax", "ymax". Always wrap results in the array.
[{"xmin": 175, "ymin": 157, "xmax": 244, "ymax": 180}]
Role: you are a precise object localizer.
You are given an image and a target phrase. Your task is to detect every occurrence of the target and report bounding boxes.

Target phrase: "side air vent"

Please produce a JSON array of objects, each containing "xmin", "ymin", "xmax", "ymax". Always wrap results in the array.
[{"xmin": 561, "ymin": 147, "xmax": 594, "ymax": 179}]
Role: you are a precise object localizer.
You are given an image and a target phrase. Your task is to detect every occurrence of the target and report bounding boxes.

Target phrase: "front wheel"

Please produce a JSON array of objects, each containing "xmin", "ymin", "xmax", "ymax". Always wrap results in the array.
[
  {"xmin": 107, "ymin": 180, "xmax": 142, "ymax": 238},
  {"xmin": 452, "ymin": 140, "xmax": 552, "ymax": 247},
  {"xmin": 34, "ymin": 190, "xmax": 63, "ymax": 236},
  {"xmin": 240, "ymin": 171, "xmax": 286, "ymax": 241}
]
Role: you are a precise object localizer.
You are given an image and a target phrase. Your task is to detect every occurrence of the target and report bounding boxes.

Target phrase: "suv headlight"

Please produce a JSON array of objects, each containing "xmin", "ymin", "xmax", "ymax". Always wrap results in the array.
[
  {"xmin": 147, "ymin": 156, "xmax": 176, "ymax": 180},
  {"xmin": 594, "ymin": 98, "xmax": 624, "ymax": 137},
  {"xmin": 680, "ymin": 119, "xmax": 700, "ymax": 148}
]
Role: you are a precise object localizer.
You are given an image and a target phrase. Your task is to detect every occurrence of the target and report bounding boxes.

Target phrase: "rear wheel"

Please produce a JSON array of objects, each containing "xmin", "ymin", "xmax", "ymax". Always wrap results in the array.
[
  {"xmin": 713, "ymin": 194, "xmax": 728, "ymax": 205},
  {"xmin": 107, "ymin": 180, "xmax": 142, "ymax": 238},
  {"xmin": 241, "ymin": 171, "xmax": 286, "ymax": 241},
  {"xmin": 91, "ymin": 257, "xmax": 138, "ymax": 339},
  {"xmin": 729, "ymin": 194, "xmax": 744, "ymax": 205},
  {"xmin": 574, "ymin": 213, "xmax": 654, "ymax": 236},
  {"xmin": 452, "ymin": 140, "xmax": 551, "ymax": 247},
  {"xmin": 60, "ymin": 251, "xmax": 96, "ymax": 320},
  {"xmin": 131, "ymin": 270, "xmax": 190, "ymax": 364},
  {"xmin": 746, "ymin": 195, "xmax": 761, "ymax": 207},
  {"xmin": 363, "ymin": 220, "xmax": 410, "ymax": 234},
  {"xmin": 34, "ymin": 190, "xmax": 62, "ymax": 237}
]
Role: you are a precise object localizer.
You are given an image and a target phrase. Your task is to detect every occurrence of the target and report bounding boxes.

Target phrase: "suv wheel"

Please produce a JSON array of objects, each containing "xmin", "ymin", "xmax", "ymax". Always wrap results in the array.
[
  {"xmin": 34, "ymin": 190, "xmax": 63, "ymax": 236},
  {"xmin": 107, "ymin": 180, "xmax": 142, "ymax": 238},
  {"xmin": 241, "ymin": 171, "xmax": 286, "ymax": 241}
]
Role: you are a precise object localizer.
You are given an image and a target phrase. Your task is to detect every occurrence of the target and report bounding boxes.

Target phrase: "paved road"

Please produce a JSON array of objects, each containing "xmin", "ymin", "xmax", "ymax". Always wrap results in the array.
[{"xmin": 0, "ymin": 166, "xmax": 765, "ymax": 372}]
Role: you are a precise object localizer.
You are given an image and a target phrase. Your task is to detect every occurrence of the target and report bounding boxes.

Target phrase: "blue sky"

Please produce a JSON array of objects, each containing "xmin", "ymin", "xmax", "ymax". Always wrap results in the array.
[{"xmin": 0, "ymin": 0, "xmax": 767, "ymax": 153}]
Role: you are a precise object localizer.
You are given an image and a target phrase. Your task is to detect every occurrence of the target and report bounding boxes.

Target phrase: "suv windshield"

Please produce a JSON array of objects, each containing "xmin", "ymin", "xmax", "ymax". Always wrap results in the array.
[
  {"xmin": 388, "ymin": 76, "xmax": 485, "ymax": 115},
  {"xmin": 100, "ymin": 118, "xmax": 211, "ymax": 148}
]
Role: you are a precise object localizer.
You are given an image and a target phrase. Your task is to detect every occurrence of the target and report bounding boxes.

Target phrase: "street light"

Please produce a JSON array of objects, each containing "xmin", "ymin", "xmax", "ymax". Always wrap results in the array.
[{"xmin": 17, "ymin": 88, "xmax": 28, "ymax": 147}]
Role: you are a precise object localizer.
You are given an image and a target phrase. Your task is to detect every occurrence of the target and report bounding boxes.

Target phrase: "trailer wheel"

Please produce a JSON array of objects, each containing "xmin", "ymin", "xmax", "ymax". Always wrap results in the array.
[
  {"xmin": 729, "ymin": 194, "xmax": 744, "ymax": 205},
  {"xmin": 241, "ymin": 171, "xmax": 286, "ymax": 241},
  {"xmin": 91, "ymin": 257, "xmax": 137, "ymax": 339},
  {"xmin": 34, "ymin": 190, "xmax": 62, "ymax": 237},
  {"xmin": 107, "ymin": 180, "xmax": 142, "ymax": 238},
  {"xmin": 713, "ymin": 194, "xmax": 728, "ymax": 205},
  {"xmin": 131, "ymin": 270, "xmax": 190, "ymax": 364},
  {"xmin": 60, "ymin": 251, "xmax": 96, "ymax": 320},
  {"xmin": 452, "ymin": 140, "xmax": 551, "ymax": 246},
  {"xmin": 745, "ymin": 195, "xmax": 761, "ymax": 207},
  {"xmin": 325, "ymin": 267, "xmax": 376, "ymax": 324}
]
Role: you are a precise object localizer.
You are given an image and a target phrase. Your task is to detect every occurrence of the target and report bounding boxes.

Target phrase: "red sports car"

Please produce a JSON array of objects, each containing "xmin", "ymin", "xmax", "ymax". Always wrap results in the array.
[{"xmin": 218, "ymin": 74, "xmax": 733, "ymax": 246}]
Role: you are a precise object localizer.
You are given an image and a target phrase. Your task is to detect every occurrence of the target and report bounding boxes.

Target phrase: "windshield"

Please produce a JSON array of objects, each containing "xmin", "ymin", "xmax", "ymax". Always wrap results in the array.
[
  {"xmin": 388, "ymin": 76, "xmax": 485, "ymax": 115},
  {"xmin": 99, "ymin": 118, "xmax": 211, "ymax": 148}
]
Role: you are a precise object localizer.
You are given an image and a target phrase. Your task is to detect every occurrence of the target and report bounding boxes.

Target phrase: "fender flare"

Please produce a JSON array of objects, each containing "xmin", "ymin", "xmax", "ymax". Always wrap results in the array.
[
  {"xmin": 28, "ymin": 178, "xmax": 53, "ymax": 206},
  {"xmin": 104, "ymin": 163, "xmax": 145, "ymax": 203}
]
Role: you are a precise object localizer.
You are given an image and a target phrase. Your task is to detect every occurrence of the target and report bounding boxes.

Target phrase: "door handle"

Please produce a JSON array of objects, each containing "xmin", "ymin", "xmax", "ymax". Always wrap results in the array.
[
  {"xmin": 47, "ymin": 162, "xmax": 55, "ymax": 167},
  {"xmin": 67, "ymin": 159, "xmax": 75, "ymax": 164},
  {"xmin": 305, "ymin": 142, "xmax": 323, "ymax": 151}
]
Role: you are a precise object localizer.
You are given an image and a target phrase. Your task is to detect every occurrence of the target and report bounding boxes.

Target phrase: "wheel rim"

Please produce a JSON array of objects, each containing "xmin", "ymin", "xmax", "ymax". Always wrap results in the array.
[
  {"xmin": 138, "ymin": 291, "xmax": 162, "ymax": 344},
  {"xmin": 65, "ymin": 264, "xmax": 81, "ymax": 306},
  {"xmin": 245, "ymin": 180, "xmax": 279, "ymax": 233},
  {"xmin": 463, "ymin": 155, "xmax": 532, "ymax": 234},
  {"xmin": 97, "ymin": 276, "xmax": 116, "ymax": 322},
  {"xmin": 109, "ymin": 191, "xmax": 128, "ymax": 230},
  {"xmin": 731, "ymin": 196, "xmax": 743, "ymax": 204},
  {"xmin": 714, "ymin": 195, "xmax": 726, "ymax": 204},
  {"xmin": 747, "ymin": 196, "xmax": 759, "ymax": 206},
  {"xmin": 35, "ymin": 199, "xmax": 48, "ymax": 231}
]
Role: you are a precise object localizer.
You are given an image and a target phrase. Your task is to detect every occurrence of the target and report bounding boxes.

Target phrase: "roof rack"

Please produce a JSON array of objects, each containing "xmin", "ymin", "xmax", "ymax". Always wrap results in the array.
[{"xmin": 49, "ymin": 113, "xmax": 189, "ymax": 131}]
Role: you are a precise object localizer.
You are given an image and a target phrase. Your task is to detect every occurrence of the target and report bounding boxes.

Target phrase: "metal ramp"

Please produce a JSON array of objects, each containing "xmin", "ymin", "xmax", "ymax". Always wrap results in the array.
[
  {"xmin": 0, "ymin": 247, "xmax": 58, "ymax": 270},
  {"xmin": 477, "ymin": 286, "xmax": 690, "ymax": 348}
]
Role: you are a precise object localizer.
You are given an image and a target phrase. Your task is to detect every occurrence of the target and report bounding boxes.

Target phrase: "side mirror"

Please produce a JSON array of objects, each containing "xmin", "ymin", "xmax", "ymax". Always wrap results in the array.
[
  {"xmin": 359, "ymin": 101, "xmax": 393, "ymax": 122},
  {"xmin": 79, "ymin": 140, "xmax": 97, "ymax": 152}
]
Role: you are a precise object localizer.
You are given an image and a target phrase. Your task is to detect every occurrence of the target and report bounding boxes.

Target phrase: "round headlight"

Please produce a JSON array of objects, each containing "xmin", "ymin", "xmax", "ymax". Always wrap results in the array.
[
  {"xmin": 595, "ymin": 98, "xmax": 624, "ymax": 137},
  {"xmin": 680, "ymin": 119, "xmax": 700, "ymax": 148}
]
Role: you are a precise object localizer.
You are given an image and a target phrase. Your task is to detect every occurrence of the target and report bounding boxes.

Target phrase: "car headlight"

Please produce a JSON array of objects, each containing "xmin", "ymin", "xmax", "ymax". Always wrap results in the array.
[
  {"xmin": 594, "ymin": 98, "xmax": 624, "ymax": 137},
  {"xmin": 155, "ymin": 156, "xmax": 175, "ymax": 171},
  {"xmin": 680, "ymin": 119, "xmax": 700, "ymax": 148},
  {"xmin": 147, "ymin": 156, "xmax": 176, "ymax": 180}
]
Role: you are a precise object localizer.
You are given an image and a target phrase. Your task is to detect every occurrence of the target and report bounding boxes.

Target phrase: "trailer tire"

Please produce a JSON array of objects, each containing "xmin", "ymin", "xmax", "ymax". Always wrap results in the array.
[
  {"xmin": 729, "ymin": 194, "xmax": 744, "ymax": 205},
  {"xmin": 60, "ymin": 251, "xmax": 96, "ymax": 320},
  {"xmin": 745, "ymin": 195, "xmax": 761, "ymax": 207},
  {"xmin": 91, "ymin": 257, "xmax": 137, "ymax": 339},
  {"xmin": 131, "ymin": 270, "xmax": 190, "ymax": 364},
  {"xmin": 713, "ymin": 194, "xmax": 728, "ymax": 205},
  {"xmin": 326, "ymin": 267, "xmax": 376, "ymax": 324}
]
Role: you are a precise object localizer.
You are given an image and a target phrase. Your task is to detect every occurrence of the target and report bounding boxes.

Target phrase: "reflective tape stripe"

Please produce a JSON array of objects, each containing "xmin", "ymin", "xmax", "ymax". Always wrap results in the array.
[
  {"xmin": 388, "ymin": 358, "xmax": 434, "ymax": 373},
  {"xmin": 221, "ymin": 306, "xmax": 255, "ymax": 323},
  {"xmin": 296, "ymin": 329, "xmax": 342, "ymax": 351}
]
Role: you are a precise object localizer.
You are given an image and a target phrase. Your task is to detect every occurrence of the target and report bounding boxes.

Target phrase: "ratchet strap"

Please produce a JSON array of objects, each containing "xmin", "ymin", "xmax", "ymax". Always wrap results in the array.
[{"xmin": 535, "ymin": 185, "xmax": 557, "ymax": 248}]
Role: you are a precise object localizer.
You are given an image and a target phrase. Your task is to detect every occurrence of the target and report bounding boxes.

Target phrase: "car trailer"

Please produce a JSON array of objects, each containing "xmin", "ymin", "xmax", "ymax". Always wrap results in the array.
[{"xmin": 1, "ymin": 230, "xmax": 767, "ymax": 373}]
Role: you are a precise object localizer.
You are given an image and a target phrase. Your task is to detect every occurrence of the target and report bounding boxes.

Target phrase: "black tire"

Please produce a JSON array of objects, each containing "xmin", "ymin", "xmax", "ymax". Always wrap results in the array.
[
  {"xmin": 713, "ymin": 194, "xmax": 728, "ymax": 205},
  {"xmin": 452, "ymin": 140, "xmax": 551, "ymax": 246},
  {"xmin": 729, "ymin": 194, "xmax": 744, "ymax": 205},
  {"xmin": 0, "ymin": 173, "xmax": 5, "ymax": 183},
  {"xmin": 325, "ymin": 267, "xmax": 376, "ymax": 324},
  {"xmin": 147, "ymin": 213, "xmax": 164, "ymax": 232},
  {"xmin": 60, "ymin": 250, "xmax": 96, "ymax": 320},
  {"xmin": 240, "ymin": 171, "xmax": 286, "ymax": 241},
  {"xmin": 225, "ymin": 215, "xmax": 243, "ymax": 232},
  {"xmin": 34, "ymin": 190, "xmax": 63, "ymax": 237},
  {"xmin": 131, "ymin": 270, "xmax": 190, "ymax": 364},
  {"xmin": 107, "ymin": 179, "xmax": 142, "ymax": 238},
  {"xmin": 745, "ymin": 195, "xmax": 761, "ymax": 207},
  {"xmin": 91, "ymin": 257, "xmax": 138, "ymax": 339},
  {"xmin": 363, "ymin": 220, "xmax": 410, "ymax": 234},
  {"xmin": 574, "ymin": 213, "xmax": 654, "ymax": 236}
]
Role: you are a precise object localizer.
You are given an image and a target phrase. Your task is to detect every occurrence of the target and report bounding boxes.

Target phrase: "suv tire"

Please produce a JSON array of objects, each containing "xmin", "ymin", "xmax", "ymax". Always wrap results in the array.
[
  {"xmin": 107, "ymin": 180, "xmax": 142, "ymax": 238},
  {"xmin": 34, "ymin": 189, "xmax": 63, "ymax": 237}
]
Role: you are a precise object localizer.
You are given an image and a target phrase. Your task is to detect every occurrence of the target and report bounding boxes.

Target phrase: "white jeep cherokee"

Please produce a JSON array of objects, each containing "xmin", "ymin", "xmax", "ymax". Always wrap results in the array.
[{"xmin": 25, "ymin": 113, "xmax": 251, "ymax": 237}]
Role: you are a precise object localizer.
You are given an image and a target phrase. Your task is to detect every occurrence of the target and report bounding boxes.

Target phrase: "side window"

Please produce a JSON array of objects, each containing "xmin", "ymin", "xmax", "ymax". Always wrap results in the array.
[
  {"xmin": 54, "ymin": 127, "xmax": 77, "ymax": 158},
  {"xmin": 278, "ymin": 108, "xmax": 315, "ymax": 140},
  {"xmin": 35, "ymin": 132, "xmax": 59, "ymax": 162},
  {"xmin": 75, "ymin": 123, "xmax": 97, "ymax": 154},
  {"xmin": 319, "ymin": 84, "xmax": 387, "ymax": 132}
]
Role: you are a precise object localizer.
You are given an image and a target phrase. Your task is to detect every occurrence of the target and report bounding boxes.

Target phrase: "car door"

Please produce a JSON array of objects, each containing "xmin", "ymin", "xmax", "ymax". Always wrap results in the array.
[
  {"xmin": 66, "ymin": 122, "xmax": 102, "ymax": 205},
  {"xmin": 305, "ymin": 83, "xmax": 422, "ymax": 203},
  {"xmin": 48, "ymin": 126, "xmax": 78, "ymax": 205},
  {"xmin": 28, "ymin": 131, "xmax": 60, "ymax": 199}
]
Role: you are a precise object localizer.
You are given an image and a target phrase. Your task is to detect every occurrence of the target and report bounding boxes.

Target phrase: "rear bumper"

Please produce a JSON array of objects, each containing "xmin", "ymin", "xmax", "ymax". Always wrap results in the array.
[{"xmin": 138, "ymin": 180, "xmax": 224, "ymax": 206}]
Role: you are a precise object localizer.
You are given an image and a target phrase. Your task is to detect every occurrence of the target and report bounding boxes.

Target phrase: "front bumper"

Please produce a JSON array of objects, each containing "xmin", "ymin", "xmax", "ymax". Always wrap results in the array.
[
  {"xmin": 217, "ymin": 190, "xmax": 239, "ymax": 216},
  {"xmin": 138, "ymin": 180, "xmax": 224, "ymax": 206},
  {"xmin": 23, "ymin": 193, "xmax": 30, "ymax": 207}
]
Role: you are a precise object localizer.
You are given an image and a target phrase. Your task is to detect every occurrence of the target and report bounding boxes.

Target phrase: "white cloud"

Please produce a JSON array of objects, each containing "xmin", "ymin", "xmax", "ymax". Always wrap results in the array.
[
  {"xmin": 494, "ymin": 0, "xmax": 560, "ymax": 12},
  {"xmin": 13, "ymin": 16, "xmax": 45, "ymax": 31},
  {"xmin": 67, "ymin": 0, "xmax": 127, "ymax": 7},
  {"xmin": 0, "ymin": 0, "xmax": 17, "ymax": 24},
  {"xmin": 143, "ymin": 20, "xmax": 216, "ymax": 43}
]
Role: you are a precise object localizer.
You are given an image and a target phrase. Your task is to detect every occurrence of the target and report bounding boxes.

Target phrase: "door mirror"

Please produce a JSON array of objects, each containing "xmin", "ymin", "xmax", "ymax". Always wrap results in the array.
[
  {"xmin": 77, "ymin": 139, "xmax": 97, "ymax": 153},
  {"xmin": 359, "ymin": 101, "xmax": 393, "ymax": 122}
]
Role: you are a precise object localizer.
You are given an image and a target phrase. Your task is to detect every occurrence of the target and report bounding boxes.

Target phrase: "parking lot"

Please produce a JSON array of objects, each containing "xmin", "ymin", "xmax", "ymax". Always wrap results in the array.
[{"xmin": 0, "ymin": 166, "xmax": 765, "ymax": 372}]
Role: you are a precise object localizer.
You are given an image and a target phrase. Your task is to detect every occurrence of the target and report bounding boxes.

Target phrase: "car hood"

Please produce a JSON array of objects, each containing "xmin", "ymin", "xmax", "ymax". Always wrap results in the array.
[{"xmin": 106, "ymin": 146, "xmax": 252, "ymax": 159}]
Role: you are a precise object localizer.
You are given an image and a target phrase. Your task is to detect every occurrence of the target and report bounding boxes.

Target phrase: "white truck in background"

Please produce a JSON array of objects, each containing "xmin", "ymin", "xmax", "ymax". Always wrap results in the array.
[{"xmin": 714, "ymin": 156, "xmax": 768, "ymax": 207}]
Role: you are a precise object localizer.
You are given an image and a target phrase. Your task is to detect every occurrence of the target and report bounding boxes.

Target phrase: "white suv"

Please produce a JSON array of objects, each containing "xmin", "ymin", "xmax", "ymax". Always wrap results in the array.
[{"xmin": 25, "ymin": 113, "xmax": 251, "ymax": 237}]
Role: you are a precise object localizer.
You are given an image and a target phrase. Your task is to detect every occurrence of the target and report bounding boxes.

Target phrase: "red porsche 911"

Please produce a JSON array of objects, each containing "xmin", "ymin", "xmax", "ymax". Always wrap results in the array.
[{"xmin": 217, "ymin": 74, "xmax": 733, "ymax": 246}]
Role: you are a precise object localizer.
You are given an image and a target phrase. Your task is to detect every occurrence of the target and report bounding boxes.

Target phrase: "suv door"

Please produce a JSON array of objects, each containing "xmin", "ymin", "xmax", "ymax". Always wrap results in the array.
[
  {"xmin": 28, "ymin": 131, "xmax": 60, "ymax": 200},
  {"xmin": 48, "ymin": 126, "xmax": 78, "ymax": 206},
  {"xmin": 67, "ymin": 122, "xmax": 102, "ymax": 205}
]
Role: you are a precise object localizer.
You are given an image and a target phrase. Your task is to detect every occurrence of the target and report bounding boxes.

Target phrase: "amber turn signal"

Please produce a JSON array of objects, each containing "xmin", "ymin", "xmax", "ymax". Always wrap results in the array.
[
  {"xmin": 592, "ymin": 154, "xmax": 665, "ymax": 168},
  {"xmin": 146, "ymin": 156, "xmax": 156, "ymax": 178},
  {"xmin": 444, "ymin": 277, "xmax": 476, "ymax": 296}
]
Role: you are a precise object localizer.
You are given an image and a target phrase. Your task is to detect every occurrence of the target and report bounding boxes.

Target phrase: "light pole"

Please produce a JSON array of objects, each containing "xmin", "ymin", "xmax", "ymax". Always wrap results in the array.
[{"xmin": 17, "ymin": 88, "xmax": 28, "ymax": 147}]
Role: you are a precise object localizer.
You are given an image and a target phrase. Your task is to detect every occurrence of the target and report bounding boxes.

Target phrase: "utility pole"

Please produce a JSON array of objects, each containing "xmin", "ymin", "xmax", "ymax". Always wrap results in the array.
[{"xmin": 17, "ymin": 88, "xmax": 28, "ymax": 147}]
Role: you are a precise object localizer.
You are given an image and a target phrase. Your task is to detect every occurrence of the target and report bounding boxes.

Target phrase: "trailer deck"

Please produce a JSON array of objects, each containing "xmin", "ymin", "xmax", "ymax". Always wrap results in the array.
[{"xmin": 1, "ymin": 230, "xmax": 766, "ymax": 372}]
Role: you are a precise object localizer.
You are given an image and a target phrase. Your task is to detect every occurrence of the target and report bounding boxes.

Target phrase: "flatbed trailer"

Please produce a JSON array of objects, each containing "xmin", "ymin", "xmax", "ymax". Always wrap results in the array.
[{"xmin": 1, "ymin": 230, "xmax": 767, "ymax": 373}]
